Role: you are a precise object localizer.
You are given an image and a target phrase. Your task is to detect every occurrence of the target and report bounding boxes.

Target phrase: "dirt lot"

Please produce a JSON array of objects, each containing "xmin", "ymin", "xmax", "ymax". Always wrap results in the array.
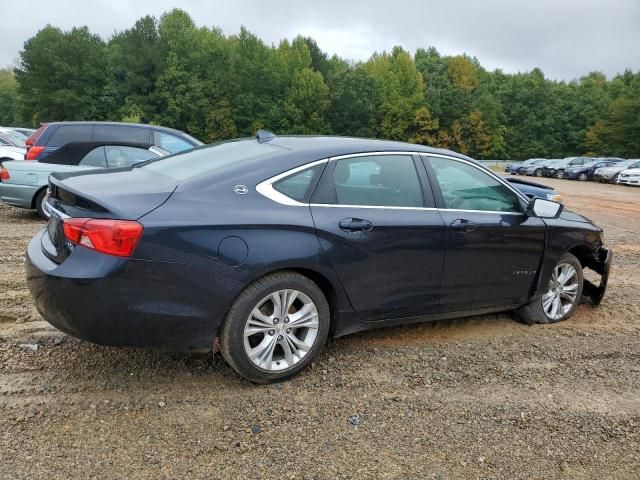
[{"xmin": 1, "ymin": 178, "xmax": 639, "ymax": 479}]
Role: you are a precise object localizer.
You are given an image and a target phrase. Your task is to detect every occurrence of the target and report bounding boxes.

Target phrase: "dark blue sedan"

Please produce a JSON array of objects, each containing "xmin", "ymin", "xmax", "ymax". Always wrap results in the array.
[
  {"xmin": 563, "ymin": 160, "xmax": 621, "ymax": 181},
  {"xmin": 26, "ymin": 133, "xmax": 611, "ymax": 383}
]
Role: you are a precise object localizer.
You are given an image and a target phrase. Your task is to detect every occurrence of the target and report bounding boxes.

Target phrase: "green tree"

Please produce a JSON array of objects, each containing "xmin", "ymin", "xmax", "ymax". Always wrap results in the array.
[
  {"xmin": 16, "ymin": 25, "xmax": 109, "ymax": 124},
  {"xmin": 0, "ymin": 68, "xmax": 20, "ymax": 125}
]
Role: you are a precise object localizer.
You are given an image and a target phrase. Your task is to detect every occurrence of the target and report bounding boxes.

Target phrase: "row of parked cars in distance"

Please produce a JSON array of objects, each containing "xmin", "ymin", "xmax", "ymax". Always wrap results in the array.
[
  {"xmin": 0, "ymin": 122, "xmax": 203, "ymax": 217},
  {"xmin": 506, "ymin": 157, "xmax": 640, "ymax": 185}
]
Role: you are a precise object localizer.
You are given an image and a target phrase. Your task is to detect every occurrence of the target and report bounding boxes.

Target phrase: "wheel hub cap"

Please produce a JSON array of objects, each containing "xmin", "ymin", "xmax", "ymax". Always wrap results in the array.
[
  {"xmin": 542, "ymin": 263, "xmax": 579, "ymax": 320},
  {"xmin": 243, "ymin": 289, "xmax": 319, "ymax": 372}
]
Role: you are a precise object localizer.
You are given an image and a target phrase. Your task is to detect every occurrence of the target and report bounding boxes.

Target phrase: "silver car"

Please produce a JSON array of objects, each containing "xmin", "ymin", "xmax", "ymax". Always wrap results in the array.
[
  {"xmin": 593, "ymin": 160, "xmax": 640, "ymax": 183},
  {"xmin": 0, "ymin": 142, "xmax": 167, "ymax": 218},
  {"xmin": 0, "ymin": 127, "xmax": 28, "ymax": 163}
]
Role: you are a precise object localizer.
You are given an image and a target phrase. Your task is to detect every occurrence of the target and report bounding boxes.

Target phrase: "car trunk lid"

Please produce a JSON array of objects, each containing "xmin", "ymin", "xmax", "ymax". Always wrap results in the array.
[{"xmin": 44, "ymin": 168, "xmax": 177, "ymax": 263}]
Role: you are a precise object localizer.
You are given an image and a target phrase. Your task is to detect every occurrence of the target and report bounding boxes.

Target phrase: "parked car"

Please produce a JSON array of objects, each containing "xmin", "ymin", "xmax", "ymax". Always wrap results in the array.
[
  {"xmin": 24, "ymin": 122, "xmax": 202, "ymax": 161},
  {"xmin": 0, "ymin": 127, "xmax": 28, "ymax": 164},
  {"xmin": 524, "ymin": 159, "xmax": 556, "ymax": 177},
  {"xmin": 617, "ymin": 165, "xmax": 640, "ymax": 186},
  {"xmin": 0, "ymin": 142, "xmax": 167, "ymax": 218},
  {"xmin": 505, "ymin": 158, "xmax": 545, "ymax": 175},
  {"xmin": 563, "ymin": 159, "xmax": 621, "ymax": 181},
  {"xmin": 503, "ymin": 177, "xmax": 562, "ymax": 202},
  {"xmin": 593, "ymin": 160, "xmax": 640, "ymax": 183},
  {"xmin": 542, "ymin": 157, "xmax": 594, "ymax": 178},
  {"xmin": 8, "ymin": 127, "xmax": 37, "ymax": 137},
  {"xmin": 26, "ymin": 132, "xmax": 611, "ymax": 383}
]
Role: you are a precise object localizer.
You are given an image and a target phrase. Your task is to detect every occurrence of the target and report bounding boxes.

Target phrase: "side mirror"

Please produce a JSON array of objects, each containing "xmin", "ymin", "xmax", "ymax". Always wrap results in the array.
[{"xmin": 526, "ymin": 197, "xmax": 563, "ymax": 219}]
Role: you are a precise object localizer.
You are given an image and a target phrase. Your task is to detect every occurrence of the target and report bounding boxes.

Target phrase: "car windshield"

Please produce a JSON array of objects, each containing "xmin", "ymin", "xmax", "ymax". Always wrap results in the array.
[
  {"xmin": 1, "ymin": 130, "xmax": 27, "ymax": 146},
  {"xmin": 139, "ymin": 140, "xmax": 283, "ymax": 181}
]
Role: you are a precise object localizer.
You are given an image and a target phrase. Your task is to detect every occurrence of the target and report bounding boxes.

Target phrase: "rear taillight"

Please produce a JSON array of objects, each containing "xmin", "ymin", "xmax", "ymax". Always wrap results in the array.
[
  {"xmin": 25, "ymin": 145, "xmax": 44, "ymax": 160},
  {"xmin": 0, "ymin": 166, "xmax": 9, "ymax": 181},
  {"xmin": 63, "ymin": 218, "xmax": 144, "ymax": 257}
]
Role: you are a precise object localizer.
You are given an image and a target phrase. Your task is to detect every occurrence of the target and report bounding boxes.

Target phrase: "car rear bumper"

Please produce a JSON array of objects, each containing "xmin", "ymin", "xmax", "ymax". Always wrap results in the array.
[
  {"xmin": 26, "ymin": 229, "xmax": 245, "ymax": 351},
  {"xmin": 582, "ymin": 247, "xmax": 612, "ymax": 306},
  {"xmin": 0, "ymin": 182, "xmax": 39, "ymax": 208}
]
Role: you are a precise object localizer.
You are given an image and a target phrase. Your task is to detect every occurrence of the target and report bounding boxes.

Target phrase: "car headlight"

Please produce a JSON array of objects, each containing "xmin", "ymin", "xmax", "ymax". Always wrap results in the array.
[
  {"xmin": 599, "ymin": 230, "xmax": 606, "ymax": 246},
  {"xmin": 546, "ymin": 193, "xmax": 562, "ymax": 203}
]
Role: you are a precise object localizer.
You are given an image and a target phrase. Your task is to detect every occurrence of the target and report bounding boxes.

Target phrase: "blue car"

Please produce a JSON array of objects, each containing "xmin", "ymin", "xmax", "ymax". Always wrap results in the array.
[
  {"xmin": 26, "ymin": 133, "xmax": 610, "ymax": 383},
  {"xmin": 563, "ymin": 159, "xmax": 623, "ymax": 181},
  {"xmin": 505, "ymin": 158, "xmax": 545, "ymax": 175},
  {"xmin": 24, "ymin": 121, "xmax": 202, "ymax": 161}
]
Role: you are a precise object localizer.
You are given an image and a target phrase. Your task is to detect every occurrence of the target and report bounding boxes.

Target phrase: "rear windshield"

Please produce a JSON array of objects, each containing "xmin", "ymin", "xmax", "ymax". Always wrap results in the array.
[{"xmin": 140, "ymin": 140, "xmax": 283, "ymax": 181}]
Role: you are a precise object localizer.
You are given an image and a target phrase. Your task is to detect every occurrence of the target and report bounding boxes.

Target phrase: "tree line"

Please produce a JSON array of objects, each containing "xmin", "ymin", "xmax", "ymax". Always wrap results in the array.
[{"xmin": 1, "ymin": 8, "xmax": 638, "ymax": 159}]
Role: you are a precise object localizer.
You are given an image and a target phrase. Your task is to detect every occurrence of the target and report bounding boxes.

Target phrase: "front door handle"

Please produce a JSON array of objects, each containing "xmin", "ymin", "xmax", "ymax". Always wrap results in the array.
[
  {"xmin": 450, "ymin": 219, "xmax": 476, "ymax": 232},
  {"xmin": 339, "ymin": 218, "xmax": 373, "ymax": 232}
]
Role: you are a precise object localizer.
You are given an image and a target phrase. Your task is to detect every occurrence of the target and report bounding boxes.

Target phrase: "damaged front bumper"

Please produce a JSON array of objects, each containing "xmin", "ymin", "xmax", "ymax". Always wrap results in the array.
[{"xmin": 582, "ymin": 247, "xmax": 612, "ymax": 306}]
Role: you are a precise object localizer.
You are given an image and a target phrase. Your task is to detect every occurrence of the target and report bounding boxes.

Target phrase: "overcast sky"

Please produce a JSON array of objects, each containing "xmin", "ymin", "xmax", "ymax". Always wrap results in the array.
[{"xmin": 2, "ymin": 0, "xmax": 639, "ymax": 80}]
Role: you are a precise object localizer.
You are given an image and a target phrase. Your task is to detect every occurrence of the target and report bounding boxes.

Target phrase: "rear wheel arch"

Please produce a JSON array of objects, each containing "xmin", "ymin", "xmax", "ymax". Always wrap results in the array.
[{"xmin": 31, "ymin": 186, "xmax": 48, "ymax": 209}]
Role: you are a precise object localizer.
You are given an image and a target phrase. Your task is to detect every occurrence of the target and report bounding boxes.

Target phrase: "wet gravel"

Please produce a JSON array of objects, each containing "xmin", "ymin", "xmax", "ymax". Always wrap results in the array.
[{"xmin": 1, "ymin": 179, "xmax": 639, "ymax": 479}]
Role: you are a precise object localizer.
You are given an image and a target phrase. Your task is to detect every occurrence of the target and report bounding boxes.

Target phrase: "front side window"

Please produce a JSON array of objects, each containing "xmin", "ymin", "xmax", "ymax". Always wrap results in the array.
[
  {"xmin": 105, "ymin": 146, "xmax": 157, "ymax": 168},
  {"xmin": 331, "ymin": 155, "xmax": 423, "ymax": 207},
  {"xmin": 79, "ymin": 147, "xmax": 107, "ymax": 167},
  {"xmin": 153, "ymin": 131, "xmax": 194, "ymax": 153},
  {"xmin": 429, "ymin": 157, "xmax": 521, "ymax": 212}
]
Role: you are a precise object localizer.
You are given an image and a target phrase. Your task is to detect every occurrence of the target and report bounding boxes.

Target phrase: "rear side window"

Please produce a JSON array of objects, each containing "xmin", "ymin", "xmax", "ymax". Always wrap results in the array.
[
  {"xmin": 94, "ymin": 125, "xmax": 150, "ymax": 143},
  {"xmin": 141, "ymin": 140, "xmax": 282, "ymax": 181},
  {"xmin": 48, "ymin": 125, "xmax": 93, "ymax": 147},
  {"xmin": 273, "ymin": 165, "xmax": 323, "ymax": 202},
  {"xmin": 105, "ymin": 146, "xmax": 157, "ymax": 168},
  {"xmin": 153, "ymin": 131, "xmax": 193, "ymax": 153},
  {"xmin": 330, "ymin": 155, "xmax": 423, "ymax": 207},
  {"xmin": 79, "ymin": 147, "xmax": 107, "ymax": 167}
]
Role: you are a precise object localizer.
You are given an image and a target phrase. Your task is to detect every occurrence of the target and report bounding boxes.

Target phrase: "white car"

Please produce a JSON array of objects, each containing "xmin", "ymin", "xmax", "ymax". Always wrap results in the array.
[
  {"xmin": 617, "ymin": 167, "xmax": 640, "ymax": 186},
  {"xmin": 0, "ymin": 127, "xmax": 27, "ymax": 164}
]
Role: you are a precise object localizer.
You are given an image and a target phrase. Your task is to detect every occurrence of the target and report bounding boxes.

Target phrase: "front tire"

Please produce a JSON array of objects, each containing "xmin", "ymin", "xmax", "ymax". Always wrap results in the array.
[
  {"xmin": 515, "ymin": 253, "xmax": 583, "ymax": 325},
  {"xmin": 219, "ymin": 271, "xmax": 330, "ymax": 383},
  {"xmin": 555, "ymin": 170, "xmax": 564, "ymax": 179}
]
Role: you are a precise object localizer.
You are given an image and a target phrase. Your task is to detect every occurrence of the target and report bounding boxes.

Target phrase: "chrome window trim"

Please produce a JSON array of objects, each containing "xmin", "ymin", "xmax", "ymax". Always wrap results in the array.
[{"xmin": 256, "ymin": 151, "xmax": 529, "ymax": 215}]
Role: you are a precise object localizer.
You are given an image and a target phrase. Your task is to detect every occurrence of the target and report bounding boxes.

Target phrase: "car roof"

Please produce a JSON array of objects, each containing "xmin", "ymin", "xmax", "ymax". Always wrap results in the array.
[
  {"xmin": 44, "ymin": 121, "xmax": 185, "ymax": 135},
  {"xmin": 265, "ymin": 135, "xmax": 473, "ymax": 161}
]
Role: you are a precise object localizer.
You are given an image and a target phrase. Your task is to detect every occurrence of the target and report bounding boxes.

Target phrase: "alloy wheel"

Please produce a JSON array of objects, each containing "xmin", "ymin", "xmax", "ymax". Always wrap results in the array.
[
  {"xmin": 556, "ymin": 170, "xmax": 564, "ymax": 179},
  {"xmin": 542, "ymin": 263, "xmax": 579, "ymax": 321},
  {"xmin": 578, "ymin": 173, "xmax": 587, "ymax": 181},
  {"xmin": 243, "ymin": 289, "xmax": 319, "ymax": 371}
]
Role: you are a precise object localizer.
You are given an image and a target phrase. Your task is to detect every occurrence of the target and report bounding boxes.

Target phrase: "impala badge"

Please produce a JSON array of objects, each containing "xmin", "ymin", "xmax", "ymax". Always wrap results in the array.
[{"xmin": 233, "ymin": 185, "xmax": 249, "ymax": 195}]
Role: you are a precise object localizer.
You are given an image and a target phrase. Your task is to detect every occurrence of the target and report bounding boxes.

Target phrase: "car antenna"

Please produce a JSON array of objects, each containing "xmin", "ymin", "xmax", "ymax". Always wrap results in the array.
[{"xmin": 255, "ymin": 129, "xmax": 275, "ymax": 143}]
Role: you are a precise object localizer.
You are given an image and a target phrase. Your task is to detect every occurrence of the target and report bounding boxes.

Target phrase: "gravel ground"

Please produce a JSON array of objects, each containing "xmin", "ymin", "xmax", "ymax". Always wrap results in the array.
[{"xmin": 1, "ymin": 178, "xmax": 639, "ymax": 479}]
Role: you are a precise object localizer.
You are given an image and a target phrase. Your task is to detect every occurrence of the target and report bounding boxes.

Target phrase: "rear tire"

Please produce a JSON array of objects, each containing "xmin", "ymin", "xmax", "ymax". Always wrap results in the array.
[
  {"xmin": 578, "ymin": 172, "xmax": 588, "ymax": 181},
  {"xmin": 556, "ymin": 170, "xmax": 564, "ymax": 179},
  {"xmin": 219, "ymin": 271, "xmax": 330, "ymax": 383},
  {"xmin": 534, "ymin": 168, "xmax": 543, "ymax": 177},
  {"xmin": 34, "ymin": 189, "xmax": 47, "ymax": 220},
  {"xmin": 515, "ymin": 253, "xmax": 583, "ymax": 325}
]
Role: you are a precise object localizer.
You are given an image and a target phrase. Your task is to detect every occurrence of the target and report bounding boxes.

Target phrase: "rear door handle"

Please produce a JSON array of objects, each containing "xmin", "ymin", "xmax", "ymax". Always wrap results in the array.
[
  {"xmin": 450, "ymin": 219, "xmax": 476, "ymax": 232},
  {"xmin": 339, "ymin": 218, "xmax": 373, "ymax": 232}
]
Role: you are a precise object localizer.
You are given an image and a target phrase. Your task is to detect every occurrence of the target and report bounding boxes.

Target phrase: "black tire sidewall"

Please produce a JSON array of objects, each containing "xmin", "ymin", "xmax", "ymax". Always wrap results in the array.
[
  {"xmin": 35, "ymin": 189, "xmax": 47, "ymax": 219},
  {"xmin": 220, "ymin": 272, "xmax": 330, "ymax": 383}
]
